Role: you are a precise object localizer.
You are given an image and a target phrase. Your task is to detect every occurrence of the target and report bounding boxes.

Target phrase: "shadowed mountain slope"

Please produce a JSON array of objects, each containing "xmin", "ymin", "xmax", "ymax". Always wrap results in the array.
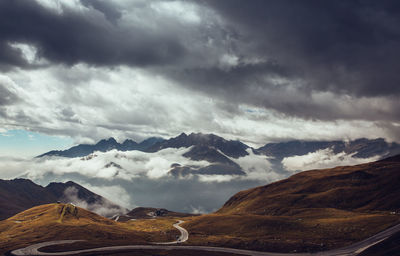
[
  {"xmin": 0, "ymin": 179, "xmax": 125, "ymax": 220},
  {"xmin": 0, "ymin": 179, "xmax": 57, "ymax": 221}
]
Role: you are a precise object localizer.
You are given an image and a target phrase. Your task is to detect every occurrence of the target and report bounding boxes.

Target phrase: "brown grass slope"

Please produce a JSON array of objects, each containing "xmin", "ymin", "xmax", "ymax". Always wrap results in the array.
[
  {"xmin": 183, "ymin": 156, "xmax": 400, "ymax": 252},
  {"xmin": 0, "ymin": 204, "xmax": 151, "ymax": 254},
  {"xmin": 218, "ymin": 157, "xmax": 400, "ymax": 215}
]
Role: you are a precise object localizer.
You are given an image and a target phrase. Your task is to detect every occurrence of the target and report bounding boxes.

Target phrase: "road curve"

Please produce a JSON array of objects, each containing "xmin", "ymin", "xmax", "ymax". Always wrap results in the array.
[
  {"xmin": 154, "ymin": 220, "xmax": 189, "ymax": 244},
  {"xmin": 11, "ymin": 223, "xmax": 400, "ymax": 256}
]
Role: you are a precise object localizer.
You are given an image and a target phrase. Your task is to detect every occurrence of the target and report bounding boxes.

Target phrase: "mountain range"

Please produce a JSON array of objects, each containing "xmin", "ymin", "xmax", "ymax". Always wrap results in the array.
[
  {"xmin": 39, "ymin": 133, "xmax": 400, "ymax": 161},
  {"xmin": 23, "ymin": 133, "xmax": 400, "ymax": 214},
  {"xmin": 257, "ymin": 137, "xmax": 400, "ymax": 160},
  {"xmin": 38, "ymin": 137, "xmax": 165, "ymax": 158},
  {"xmin": 36, "ymin": 133, "xmax": 400, "ymax": 179}
]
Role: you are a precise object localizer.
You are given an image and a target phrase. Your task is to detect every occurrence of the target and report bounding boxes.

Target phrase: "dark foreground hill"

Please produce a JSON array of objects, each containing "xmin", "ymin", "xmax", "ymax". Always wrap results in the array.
[
  {"xmin": 0, "ymin": 179, "xmax": 125, "ymax": 220},
  {"xmin": 359, "ymin": 230, "xmax": 400, "ymax": 256}
]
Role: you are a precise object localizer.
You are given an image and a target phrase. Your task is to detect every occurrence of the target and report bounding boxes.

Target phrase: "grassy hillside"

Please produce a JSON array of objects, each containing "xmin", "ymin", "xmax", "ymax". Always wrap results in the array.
[
  {"xmin": 218, "ymin": 158, "xmax": 400, "ymax": 215},
  {"xmin": 182, "ymin": 156, "xmax": 400, "ymax": 252},
  {"xmin": 0, "ymin": 203, "xmax": 179, "ymax": 254}
]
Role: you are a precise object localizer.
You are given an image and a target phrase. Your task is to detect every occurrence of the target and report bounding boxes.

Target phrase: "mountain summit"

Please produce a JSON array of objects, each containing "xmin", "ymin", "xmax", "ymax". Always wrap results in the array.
[{"xmin": 147, "ymin": 132, "xmax": 249, "ymax": 158}]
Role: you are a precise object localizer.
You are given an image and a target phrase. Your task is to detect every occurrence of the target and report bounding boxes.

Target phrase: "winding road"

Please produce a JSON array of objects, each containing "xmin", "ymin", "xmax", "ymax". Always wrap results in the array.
[
  {"xmin": 10, "ymin": 222, "xmax": 400, "ymax": 256},
  {"xmin": 154, "ymin": 220, "xmax": 189, "ymax": 244}
]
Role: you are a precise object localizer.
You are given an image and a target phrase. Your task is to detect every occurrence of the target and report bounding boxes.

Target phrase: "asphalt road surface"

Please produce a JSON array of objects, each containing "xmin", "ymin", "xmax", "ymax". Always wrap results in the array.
[
  {"xmin": 11, "ymin": 222, "xmax": 400, "ymax": 256},
  {"xmin": 154, "ymin": 220, "xmax": 189, "ymax": 244}
]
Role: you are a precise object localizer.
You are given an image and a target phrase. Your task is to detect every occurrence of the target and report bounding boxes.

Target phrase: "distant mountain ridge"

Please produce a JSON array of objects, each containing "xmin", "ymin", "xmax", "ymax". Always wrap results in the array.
[
  {"xmin": 39, "ymin": 133, "xmax": 400, "ymax": 163},
  {"xmin": 38, "ymin": 137, "xmax": 165, "ymax": 158},
  {"xmin": 0, "ymin": 179, "xmax": 125, "ymax": 220},
  {"xmin": 257, "ymin": 138, "xmax": 400, "ymax": 160}
]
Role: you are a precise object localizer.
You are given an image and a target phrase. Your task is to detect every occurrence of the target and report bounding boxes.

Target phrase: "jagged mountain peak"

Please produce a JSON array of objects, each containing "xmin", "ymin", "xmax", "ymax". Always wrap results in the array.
[
  {"xmin": 98, "ymin": 137, "xmax": 118, "ymax": 143},
  {"xmin": 147, "ymin": 132, "xmax": 249, "ymax": 158},
  {"xmin": 257, "ymin": 138, "xmax": 400, "ymax": 160},
  {"xmin": 38, "ymin": 136, "xmax": 164, "ymax": 158},
  {"xmin": 122, "ymin": 139, "xmax": 138, "ymax": 144}
]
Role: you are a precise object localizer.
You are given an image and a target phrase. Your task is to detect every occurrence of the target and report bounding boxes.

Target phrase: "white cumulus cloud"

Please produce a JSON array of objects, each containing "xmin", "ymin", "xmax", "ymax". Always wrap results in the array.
[{"xmin": 281, "ymin": 148, "xmax": 381, "ymax": 172}]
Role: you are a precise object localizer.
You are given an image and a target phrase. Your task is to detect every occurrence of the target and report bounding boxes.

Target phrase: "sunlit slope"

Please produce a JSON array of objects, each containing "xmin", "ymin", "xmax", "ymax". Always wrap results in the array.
[
  {"xmin": 218, "ymin": 156, "xmax": 400, "ymax": 215},
  {"xmin": 0, "ymin": 203, "xmax": 148, "ymax": 253}
]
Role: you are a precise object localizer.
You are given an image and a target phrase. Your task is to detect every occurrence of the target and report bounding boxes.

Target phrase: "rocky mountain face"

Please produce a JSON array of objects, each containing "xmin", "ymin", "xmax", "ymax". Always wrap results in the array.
[
  {"xmin": 147, "ymin": 133, "xmax": 249, "ymax": 158},
  {"xmin": 168, "ymin": 144, "xmax": 245, "ymax": 177},
  {"xmin": 0, "ymin": 179, "xmax": 125, "ymax": 220}
]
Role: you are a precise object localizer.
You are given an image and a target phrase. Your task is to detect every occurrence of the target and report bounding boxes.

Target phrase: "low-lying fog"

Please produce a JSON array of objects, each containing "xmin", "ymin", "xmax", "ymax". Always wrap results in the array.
[{"xmin": 0, "ymin": 147, "xmax": 379, "ymax": 214}]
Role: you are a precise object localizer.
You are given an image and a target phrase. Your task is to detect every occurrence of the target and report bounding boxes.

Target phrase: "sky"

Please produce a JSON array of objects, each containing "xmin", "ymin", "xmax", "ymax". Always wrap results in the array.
[
  {"xmin": 0, "ymin": 129, "xmax": 73, "ymax": 157},
  {"xmin": 1, "ymin": 0, "xmax": 400, "ymax": 157}
]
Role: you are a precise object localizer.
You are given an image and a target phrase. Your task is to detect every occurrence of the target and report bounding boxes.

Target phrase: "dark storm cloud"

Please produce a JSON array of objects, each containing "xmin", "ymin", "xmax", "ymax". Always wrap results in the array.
[
  {"xmin": 0, "ymin": 0, "xmax": 184, "ymax": 68},
  {"xmin": 80, "ymin": 0, "xmax": 122, "ymax": 24},
  {"xmin": 0, "ymin": 0, "xmax": 399, "ymax": 142},
  {"xmin": 199, "ymin": 0, "xmax": 400, "ymax": 98},
  {"xmin": 0, "ymin": 41, "xmax": 29, "ymax": 70}
]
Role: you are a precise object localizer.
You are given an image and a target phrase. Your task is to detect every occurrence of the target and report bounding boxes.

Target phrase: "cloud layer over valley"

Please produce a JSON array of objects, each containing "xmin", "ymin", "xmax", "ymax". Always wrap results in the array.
[{"xmin": 1, "ymin": 144, "xmax": 384, "ymax": 213}]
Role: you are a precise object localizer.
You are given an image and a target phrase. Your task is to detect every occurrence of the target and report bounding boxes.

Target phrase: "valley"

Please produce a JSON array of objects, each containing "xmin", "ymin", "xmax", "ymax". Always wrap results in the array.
[{"xmin": 1, "ymin": 155, "xmax": 399, "ymax": 255}]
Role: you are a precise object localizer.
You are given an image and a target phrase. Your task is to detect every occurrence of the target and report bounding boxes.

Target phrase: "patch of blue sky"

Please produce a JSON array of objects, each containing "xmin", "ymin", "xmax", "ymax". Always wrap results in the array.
[{"xmin": 0, "ymin": 129, "xmax": 73, "ymax": 158}]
